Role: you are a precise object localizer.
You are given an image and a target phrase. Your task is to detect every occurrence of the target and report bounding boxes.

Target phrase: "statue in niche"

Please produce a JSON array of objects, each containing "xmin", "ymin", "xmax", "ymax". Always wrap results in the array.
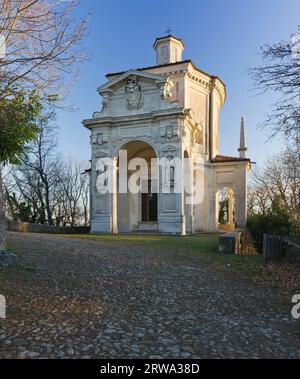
[{"xmin": 163, "ymin": 155, "xmax": 175, "ymax": 191}]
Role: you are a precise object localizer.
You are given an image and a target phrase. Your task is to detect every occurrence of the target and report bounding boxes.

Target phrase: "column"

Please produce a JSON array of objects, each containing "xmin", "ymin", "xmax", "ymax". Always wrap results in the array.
[
  {"xmin": 109, "ymin": 158, "xmax": 118, "ymax": 234},
  {"xmin": 228, "ymin": 189, "xmax": 233, "ymax": 224}
]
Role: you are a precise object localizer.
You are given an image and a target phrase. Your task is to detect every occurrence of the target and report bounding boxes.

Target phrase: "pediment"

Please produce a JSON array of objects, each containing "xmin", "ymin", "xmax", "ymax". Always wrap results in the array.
[{"xmin": 97, "ymin": 70, "xmax": 166, "ymax": 94}]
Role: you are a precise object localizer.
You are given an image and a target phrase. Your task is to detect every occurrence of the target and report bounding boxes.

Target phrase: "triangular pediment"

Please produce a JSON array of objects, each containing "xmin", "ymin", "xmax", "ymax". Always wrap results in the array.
[{"xmin": 97, "ymin": 70, "xmax": 166, "ymax": 94}]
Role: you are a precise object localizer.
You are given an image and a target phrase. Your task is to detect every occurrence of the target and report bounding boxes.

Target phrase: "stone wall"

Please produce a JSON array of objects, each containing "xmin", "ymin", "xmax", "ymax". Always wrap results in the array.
[{"xmin": 8, "ymin": 221, "xmax": 90, "ymax": 235}]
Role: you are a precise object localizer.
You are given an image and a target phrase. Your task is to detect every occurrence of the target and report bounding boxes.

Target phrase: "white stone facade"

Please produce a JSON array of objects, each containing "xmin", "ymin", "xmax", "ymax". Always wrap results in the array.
[{"xmin": 83, "ymin": 35, "xmax": 251, "ymax": 234}]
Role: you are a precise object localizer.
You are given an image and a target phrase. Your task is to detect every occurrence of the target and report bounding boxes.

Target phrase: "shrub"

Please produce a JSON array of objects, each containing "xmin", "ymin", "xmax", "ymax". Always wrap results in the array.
[{"xmin": 247, "ymin": 197, "xmax": 293, "ymax": 252}]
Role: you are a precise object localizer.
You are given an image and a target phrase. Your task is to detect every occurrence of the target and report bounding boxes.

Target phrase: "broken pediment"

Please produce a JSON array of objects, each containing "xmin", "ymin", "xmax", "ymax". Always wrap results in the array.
[
  {"xmin": 97, "ymin": 70, "xmax": 167, "ymax": 94},
  {"xmin": 93, "ymin": 70, "xmax": 178, "ymax": 118}
]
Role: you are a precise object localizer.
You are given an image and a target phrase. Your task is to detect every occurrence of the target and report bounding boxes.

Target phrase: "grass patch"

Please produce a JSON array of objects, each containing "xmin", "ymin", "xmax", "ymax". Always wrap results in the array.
[
  {"xmin": 58, "ymin": 233, "xmax": 264, "ymax": 279},
  {"xmin": 57, "ymin": 233, "xmax": 219, "ymax": 250},
  {"xmin": 6, "ymin": 232, "xmax": 298, "ymax": 292}
]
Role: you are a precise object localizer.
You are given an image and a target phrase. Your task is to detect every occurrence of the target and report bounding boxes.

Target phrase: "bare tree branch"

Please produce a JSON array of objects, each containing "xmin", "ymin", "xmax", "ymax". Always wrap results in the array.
[
  {"xmin": 250, "ymin": 26, "xmax": 300, "ymax": 139},
  {"xmin": 0, "ymin": 0, "xmax": 89, "ymax": 103}
]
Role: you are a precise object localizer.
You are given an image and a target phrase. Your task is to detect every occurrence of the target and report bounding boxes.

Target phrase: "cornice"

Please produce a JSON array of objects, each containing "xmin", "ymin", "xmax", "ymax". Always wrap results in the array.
[
  {"xmin": 210, "ymin": 77, "xmax": 226, "ymax": 106},
  {"xmin": 186, "ymin": 70, "xmax": 211, "ymax": 91},
  {"xmin": 82, "ymin": 108, "xmax": 187, "ymax": 129}
]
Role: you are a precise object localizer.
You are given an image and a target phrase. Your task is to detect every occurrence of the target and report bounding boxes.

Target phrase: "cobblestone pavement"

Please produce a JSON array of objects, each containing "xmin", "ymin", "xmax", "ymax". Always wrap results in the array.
[{"xmin": 0, "ymin": 232, "xmax": 299, "ymax": 359}]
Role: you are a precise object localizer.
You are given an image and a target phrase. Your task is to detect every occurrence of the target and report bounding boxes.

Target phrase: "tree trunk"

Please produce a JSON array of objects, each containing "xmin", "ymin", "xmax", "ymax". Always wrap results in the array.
[{"xmin": 0, "ymin": 164, "xmax": 6, "ymax": 252}]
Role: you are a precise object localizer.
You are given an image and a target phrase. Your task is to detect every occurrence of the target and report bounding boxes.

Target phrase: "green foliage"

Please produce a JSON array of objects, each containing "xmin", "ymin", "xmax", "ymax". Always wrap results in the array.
[
  {"xmin": 15, "ymin": 202, "xmax": 32, "ymax": 223},
  {"xmin": 0, "ymin": 91, "xmax": 47, "ymax": 164},
  {"xmin": 219, "ymin": 199, "xmax": 228, "ymax": 224},
  {"xmin": 247, "ymin": 196, "xmax": 293, "ymax": 252}
]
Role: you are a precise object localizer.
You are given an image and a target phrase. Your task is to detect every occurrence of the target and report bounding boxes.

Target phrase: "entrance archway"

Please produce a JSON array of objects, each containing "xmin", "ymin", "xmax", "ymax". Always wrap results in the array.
[
  {"xmin": 216, "ymin": 187, "xmax": 236, "ymax": 231},
  {"xmin": 117, "ymin": 140, "xmax": 158, "ymax": 232}
]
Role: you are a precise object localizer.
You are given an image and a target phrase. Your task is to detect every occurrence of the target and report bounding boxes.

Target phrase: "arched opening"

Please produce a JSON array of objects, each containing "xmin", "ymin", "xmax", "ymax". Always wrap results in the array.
[
  {"xmin": 216, "ymin": 187, "xmax": 236, "ymax": 231},
  {"xmin": 117, "ymin": 140, "xmax": 158, "ymax": 232}
]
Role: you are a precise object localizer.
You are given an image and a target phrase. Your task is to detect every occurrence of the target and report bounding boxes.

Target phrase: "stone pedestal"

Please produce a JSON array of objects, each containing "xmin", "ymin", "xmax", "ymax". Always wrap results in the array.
[{"xmin": 219, "ymin": 232, "xmax": 240, "ymax": 254}]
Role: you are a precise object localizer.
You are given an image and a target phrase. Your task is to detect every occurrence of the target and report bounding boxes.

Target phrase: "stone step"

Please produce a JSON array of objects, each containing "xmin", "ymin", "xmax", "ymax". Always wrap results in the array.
[{"xmin": 135, "ymin": 222, "xmax": 158, "ymax": 232}]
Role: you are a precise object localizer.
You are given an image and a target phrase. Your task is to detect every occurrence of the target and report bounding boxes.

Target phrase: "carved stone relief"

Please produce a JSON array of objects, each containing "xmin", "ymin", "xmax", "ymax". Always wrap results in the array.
[
  {"xmin": 192, "ymin": 128, "xmax": 203, "ymax": 145},
  {"xmin": 160, "ymin": 78, "xmax": 174, "ymax": 100},
  {"xmin": 125, "ymin": 79, "xmax": 143, "ymax": 109},
  {"xmin": 162, "ymin": 144, "xmax": 177, "ymax": 157},
  {"xmin": 91, "ymin": 132, "xmax": 108, "ymax": 148},
  {"xmin": 160, "ymin": 125, "xmax": 179, "ymax": 143}
]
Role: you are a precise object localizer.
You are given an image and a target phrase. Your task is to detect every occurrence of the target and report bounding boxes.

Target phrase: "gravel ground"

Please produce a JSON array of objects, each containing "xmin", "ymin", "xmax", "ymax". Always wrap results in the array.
[{"xmin": 0, "ymin": 232, "xmax": 299, "ymax": 359}]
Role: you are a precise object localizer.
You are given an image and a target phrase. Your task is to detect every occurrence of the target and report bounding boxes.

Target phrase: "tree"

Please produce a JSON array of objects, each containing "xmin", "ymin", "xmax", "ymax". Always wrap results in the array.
[
  {"xmin": 0, "ymin": 91, "xmax": 42, "ymax": 164},
  {"xmin": 247, "ymin": 184, "xmax": 270, "ymax": 216},
  {"xmin": 219, "ymin": 196, "xmax": 228, "ymax": 224},
  {"xmin": 251, "ymin": 26, "xmax": 300, "ymax": 139},
  {"xmin": 0, "ymin": 0, "xmax": 88, "ymax": 252},
  {"xmin": 58, "ymin": 158, "xmax": 90, "ymax": 227},
  {"xmin": 247, "ymin": 196, "xmax": 294, "ymax": 252},
  {"xmin": 5, "ymin": 120, "xmax": 90, "ymax": 227},
  {"xmin": 249, "ymin": 143, "xmax": 300, "ymax": 222},
  {"xmin": 0, "ymin": 0, "xmax": 88, "ymax": 99},
  {"xmin": 11, "ymin": 114, "xmax": 62, "ymax": 225},
  {"xmin": 0, "ymin": 92, "xmax": 43, "ymax": 251},
  {"xmin": 81, "ymin": 172, "xmax": 90, "ymax": 227}
]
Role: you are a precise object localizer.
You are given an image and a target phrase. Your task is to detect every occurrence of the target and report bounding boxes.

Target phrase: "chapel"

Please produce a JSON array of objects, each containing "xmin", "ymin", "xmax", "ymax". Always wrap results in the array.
[{"xmin": 83, "ymin": 35, "xmax": 251, "ymax": 234}]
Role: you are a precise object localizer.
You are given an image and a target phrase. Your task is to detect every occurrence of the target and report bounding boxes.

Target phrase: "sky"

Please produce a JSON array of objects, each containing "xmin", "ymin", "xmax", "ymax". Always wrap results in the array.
[{"xmin": 56, "ymin": 0, "xmax": 300, "ymax": 166}]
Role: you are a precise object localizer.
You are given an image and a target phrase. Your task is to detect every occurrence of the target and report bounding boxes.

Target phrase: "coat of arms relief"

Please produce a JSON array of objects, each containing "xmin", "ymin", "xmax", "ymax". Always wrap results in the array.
[
  {"xmin": 160, "ymin": 124, "xmax": 179, "ymax": 143},
  {"xmin": 125, "ymin": 78, "xmax": 143, "ymax": 109},
  {"xmin": 91, "ymin": 132, "xmax": 108, "ymax": 147}
]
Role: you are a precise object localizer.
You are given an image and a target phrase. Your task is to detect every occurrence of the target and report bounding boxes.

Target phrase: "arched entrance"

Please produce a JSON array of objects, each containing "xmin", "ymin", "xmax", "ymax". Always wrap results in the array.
[
  {"xmin": 216, "ymin": 187, "xmax": 236, "ymax": 231},
  {"xmin": 117, "ymin": 140, "xmax": 158, "ymax": 232}
]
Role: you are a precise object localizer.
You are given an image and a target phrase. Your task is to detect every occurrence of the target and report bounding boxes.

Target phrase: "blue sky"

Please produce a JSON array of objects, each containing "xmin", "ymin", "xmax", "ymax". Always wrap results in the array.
[{"xmin": 57, "ymin": 0, "xmax": 300, "ymax": 165}]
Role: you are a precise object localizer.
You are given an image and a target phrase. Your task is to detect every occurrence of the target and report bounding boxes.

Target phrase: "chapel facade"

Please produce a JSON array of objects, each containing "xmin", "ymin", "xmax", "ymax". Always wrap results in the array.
[{"xmin": 83, "ymin": 35, "xmax": 251, "ymax": 234}]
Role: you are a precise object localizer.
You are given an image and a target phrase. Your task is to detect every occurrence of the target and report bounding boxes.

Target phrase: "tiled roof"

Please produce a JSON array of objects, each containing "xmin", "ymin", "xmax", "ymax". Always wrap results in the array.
[
  {"xmin": 106, "ymin": 60, "xmax": 225, "ymax": 85},
  {"xmin": 153, "ymin": 34, "xmax": 185, "ymax": 48},
  {"xmin": 106, "ymin": 60, "xmax": 192, "ymax": 77},
  {"xmin": 211, "ymin": 155, "xmax": 251, "ymax": 163}
]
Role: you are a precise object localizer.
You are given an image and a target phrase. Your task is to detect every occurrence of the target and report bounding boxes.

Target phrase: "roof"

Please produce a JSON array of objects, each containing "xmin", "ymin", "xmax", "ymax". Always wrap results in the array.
[
  {"xmin": 211, "ymin": 155, "xmax": 251, "ymax": 163},
  {"xmin": 106, "ymin": 59, "xmax": 225, "ymax": 88},
  {"xmin": 106, "ymin": 60, "xmax": 191, "ymax": 77},
  {"xmin": 153, "ymin": 34, "xmax": 185, "ymax": 48}
]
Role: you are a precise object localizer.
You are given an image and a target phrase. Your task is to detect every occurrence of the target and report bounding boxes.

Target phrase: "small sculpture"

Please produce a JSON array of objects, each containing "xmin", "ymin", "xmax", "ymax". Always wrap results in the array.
[{"xmin": 125, "ymin": 79, "xmax": 142, "ymax": 109}]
